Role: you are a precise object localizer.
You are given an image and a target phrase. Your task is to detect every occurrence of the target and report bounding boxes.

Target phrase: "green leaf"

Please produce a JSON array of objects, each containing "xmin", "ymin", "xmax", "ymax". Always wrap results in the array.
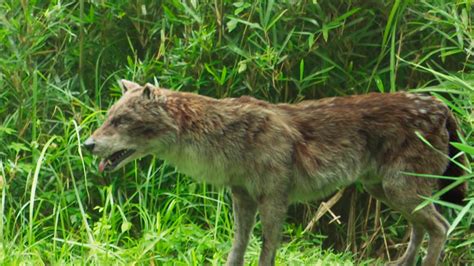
[
  {"xmin": 238, "ymin": 61, "xmax": 247, "ymax": 73},
  {"xmin": 448, "ymin": 200, "xmax": 473, "ymax": 235},
  {"xmin": 374, "ymin": 75, "xmax": 385, "ymax": 92},
  {"xmin": 8, "ymin": 142, "xmax": 30, "ymax": 153},
  {"xmin": 308, "ymin": 34, "xmax": 315, "ymax": 50},
  {"xmin": 226, "ymin": 16, "xmax": 262, "ymax": 30},
  {"xmin": 265, "ymin": 9, "xmax": 288, "ymax": 32},
  {"xmin": 451, "ymin": 142, "xmax": 474, "ymax": 155},
  {"xmin": 0, "ymin": 126, "xmax": 16, "ymax": 135},
  {"xmin": 299, "ymin": 59, "xmax": 304, "ymax": 81},
  {"xmin": 322, "ymin": 25, "xmax": 329, "ymax": 42},
  {"xmin": 227, "ymin": 19, "xmax": 238, "ymax": 32},
  {"xmin": 121, "ymin": 221, "xmax": 132, "ymax": 233},
  {"xmin": 219, "ymin": 66, "xmax": 227, "ymax": 85}
]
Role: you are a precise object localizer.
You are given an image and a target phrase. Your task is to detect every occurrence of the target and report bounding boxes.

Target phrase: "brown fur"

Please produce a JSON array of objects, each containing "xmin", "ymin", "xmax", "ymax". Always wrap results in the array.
[{"xmin": 85, "ymin": 80, "xmax": 467, "ymax": 266}]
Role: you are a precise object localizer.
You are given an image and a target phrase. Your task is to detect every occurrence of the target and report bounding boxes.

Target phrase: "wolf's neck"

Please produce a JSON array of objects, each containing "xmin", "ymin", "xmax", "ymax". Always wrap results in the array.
[
  {"xmin": 159, "ymin": 96, "xmax": 236, "ymax": 183},
  {"xmin": 165, "ymin": 95, "xmax": 232, "ymax": 141}
]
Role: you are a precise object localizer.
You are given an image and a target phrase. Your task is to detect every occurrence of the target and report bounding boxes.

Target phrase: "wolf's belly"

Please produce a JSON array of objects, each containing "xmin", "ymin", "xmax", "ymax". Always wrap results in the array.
[{"xmin": 289, "ymin": 162, "xmax": 361, "ymax": 203}]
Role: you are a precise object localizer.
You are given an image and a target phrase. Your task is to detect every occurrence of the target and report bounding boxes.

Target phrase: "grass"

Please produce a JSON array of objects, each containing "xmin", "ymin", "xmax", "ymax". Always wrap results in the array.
[{"xmin": 0, "ymin": 0, "xmax": 473, "ymax": 264}]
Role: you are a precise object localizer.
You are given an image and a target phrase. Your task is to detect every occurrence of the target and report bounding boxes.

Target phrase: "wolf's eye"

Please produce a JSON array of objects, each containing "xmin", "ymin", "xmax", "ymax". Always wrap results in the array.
[
  {"xmin": 110, "ymin": 117, "xmax": 123, "ymax": 127},
  {"xmin": 110, "ymin": 114, "xmax": 131, "ymax": 127}
]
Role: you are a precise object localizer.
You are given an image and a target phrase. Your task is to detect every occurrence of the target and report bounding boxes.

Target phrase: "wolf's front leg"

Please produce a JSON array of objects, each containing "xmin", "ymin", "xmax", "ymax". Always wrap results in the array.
[
  {"xmin": 257, "ymin": 194, "xmax": 289, "ymax": 266},
  {"xmin": 226, "ymin": 187, "xmax": 258, "ymax": 266}
]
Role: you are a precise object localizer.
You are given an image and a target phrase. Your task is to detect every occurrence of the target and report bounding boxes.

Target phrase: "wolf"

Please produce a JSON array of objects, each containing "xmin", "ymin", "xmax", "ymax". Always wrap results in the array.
[{"xmin": 84, "ymin": 79, "xmax": 467, "ymax": 266}]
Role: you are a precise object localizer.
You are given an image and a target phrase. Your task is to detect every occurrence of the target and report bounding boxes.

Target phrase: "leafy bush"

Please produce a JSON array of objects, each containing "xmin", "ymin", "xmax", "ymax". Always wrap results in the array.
[{"xmin": 0, "ymin": 0, "xmax": 472, "ymax": 264}]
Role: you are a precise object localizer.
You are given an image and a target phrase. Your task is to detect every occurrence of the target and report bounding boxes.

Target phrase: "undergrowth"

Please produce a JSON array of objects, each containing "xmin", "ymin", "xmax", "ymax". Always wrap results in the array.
[{"xmin": 0, "ymin": 0, "xmax": 472, "ymax": 265}]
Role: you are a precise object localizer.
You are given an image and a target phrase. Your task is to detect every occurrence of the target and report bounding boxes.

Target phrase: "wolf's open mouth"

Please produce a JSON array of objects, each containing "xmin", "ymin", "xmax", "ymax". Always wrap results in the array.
[{"xmin": 99, "ymin": 149, "xmax": 136, "ymax": 173}]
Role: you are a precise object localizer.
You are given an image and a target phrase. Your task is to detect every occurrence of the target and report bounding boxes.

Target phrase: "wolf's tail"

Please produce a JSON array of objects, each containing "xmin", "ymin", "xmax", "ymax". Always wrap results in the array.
[{"xmin": 440, "ymin": 112, "xmax": 468, "ymax": 205}]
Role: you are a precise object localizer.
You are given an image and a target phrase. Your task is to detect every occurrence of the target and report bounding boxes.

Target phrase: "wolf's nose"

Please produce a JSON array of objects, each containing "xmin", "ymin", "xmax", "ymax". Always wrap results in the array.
[{"xmin": 83, "ymin": 137, "xmax": 95, "ymax": 152}]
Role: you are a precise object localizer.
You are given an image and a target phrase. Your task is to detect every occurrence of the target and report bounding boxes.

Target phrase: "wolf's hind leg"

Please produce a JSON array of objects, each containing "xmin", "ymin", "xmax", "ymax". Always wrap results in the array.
[
  {"xmin": 365, "ymin": 183, "xmax": 425, "ymax": 265},
  {"xmin": 419, "ymin": 211, "xmax": 449, "ymax": 266},
  {"xmin": 383, "ymin": 177, "xmax": 448, "ymax": 266},
  {"xmin": 386, "ymin": 225, "xmax": 425, "ymax": 266},
  {"xmin": 365, "ymin": 184, "xmax": 424, "ymax": 266},
  {"xmin": 226, "ymin": 187, "xmax": 258, "ymax": 266}
]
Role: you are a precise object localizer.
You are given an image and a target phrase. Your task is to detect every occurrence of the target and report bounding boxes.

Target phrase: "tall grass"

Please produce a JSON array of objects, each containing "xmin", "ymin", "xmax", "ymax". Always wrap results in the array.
[{"xmin": 0, "ymin": 0, "xmax": 472, "ymax": 264}]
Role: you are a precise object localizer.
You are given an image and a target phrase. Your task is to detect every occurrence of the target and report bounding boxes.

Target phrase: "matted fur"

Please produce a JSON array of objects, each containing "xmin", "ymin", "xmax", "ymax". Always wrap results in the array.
[{"xmin": 86, "ymin": 80, "xmax": 467, "ymax": 266}]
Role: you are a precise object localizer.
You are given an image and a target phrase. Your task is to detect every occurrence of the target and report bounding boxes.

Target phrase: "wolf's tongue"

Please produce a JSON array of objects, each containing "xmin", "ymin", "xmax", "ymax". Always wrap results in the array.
[{"xmin": 98, "ymin": 159, "xmax": 107, "ymax": 173}]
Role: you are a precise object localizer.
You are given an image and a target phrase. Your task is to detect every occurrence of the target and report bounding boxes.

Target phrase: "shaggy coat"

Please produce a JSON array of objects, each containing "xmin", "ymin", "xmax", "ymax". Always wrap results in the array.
[{"xmin": 85, "ymin": 80, "xmax": 467, "ymax": 266}]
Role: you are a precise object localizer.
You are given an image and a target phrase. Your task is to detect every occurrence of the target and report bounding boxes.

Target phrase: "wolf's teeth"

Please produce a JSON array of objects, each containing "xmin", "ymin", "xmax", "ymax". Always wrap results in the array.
[{"xmin": 100, "ymin": 149, "xmax": 135, "ymax": 172}]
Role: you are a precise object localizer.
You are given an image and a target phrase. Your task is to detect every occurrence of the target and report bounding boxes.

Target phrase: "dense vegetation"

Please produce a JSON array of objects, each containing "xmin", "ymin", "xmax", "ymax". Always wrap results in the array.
[{"xmin": 0, "ymin": 0, "xmax": 472, "ymax": 264}]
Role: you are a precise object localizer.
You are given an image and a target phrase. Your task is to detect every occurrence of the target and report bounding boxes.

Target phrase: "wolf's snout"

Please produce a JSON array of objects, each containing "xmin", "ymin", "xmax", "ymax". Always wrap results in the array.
[{"xmin": 83, "ymin": 137, "xmax": 95, "ymax": 152}]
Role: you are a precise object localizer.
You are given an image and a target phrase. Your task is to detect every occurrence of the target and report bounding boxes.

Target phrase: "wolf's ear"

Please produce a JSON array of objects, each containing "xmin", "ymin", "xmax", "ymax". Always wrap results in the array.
[
  {"xmin": 142, "ymin": 83, "xmax": 154, "ymax": 100},
  {"xmin": 120, "ymin": 79, "xmax": 141, "ymax": 94}
]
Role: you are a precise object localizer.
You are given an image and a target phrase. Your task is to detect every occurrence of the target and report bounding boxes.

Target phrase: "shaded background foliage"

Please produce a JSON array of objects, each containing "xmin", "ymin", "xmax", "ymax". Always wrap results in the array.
[{"xmin": 0, "ymin": 0, "xmax": 472, "ymax": 264}]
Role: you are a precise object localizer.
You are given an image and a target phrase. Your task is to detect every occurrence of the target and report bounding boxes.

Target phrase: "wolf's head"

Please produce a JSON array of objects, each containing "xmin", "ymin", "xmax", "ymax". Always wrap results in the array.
[{"xmin": 84, "ymin": 80, "xmax": 178, "ymax": 172}]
